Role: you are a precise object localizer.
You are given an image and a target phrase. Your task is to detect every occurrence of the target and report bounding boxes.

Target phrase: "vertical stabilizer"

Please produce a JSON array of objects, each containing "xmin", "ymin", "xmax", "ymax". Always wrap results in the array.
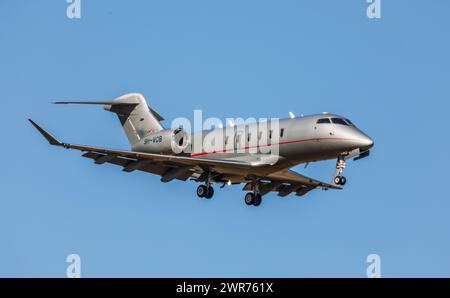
[{"xmin": 105, "ymin": 93, "xmax": 164, "ymax": 145}]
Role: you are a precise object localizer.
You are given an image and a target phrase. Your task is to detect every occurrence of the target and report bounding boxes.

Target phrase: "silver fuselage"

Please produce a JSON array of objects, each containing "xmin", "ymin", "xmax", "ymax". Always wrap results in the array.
[{"xmin": 133, "ymin": 113, "xmax": 373, "ymax": 177}]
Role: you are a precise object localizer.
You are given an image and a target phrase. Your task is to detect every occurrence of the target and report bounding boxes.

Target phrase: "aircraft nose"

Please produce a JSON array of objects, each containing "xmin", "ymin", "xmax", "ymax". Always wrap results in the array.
[{"xmin": 359, "ymin": 134, "xmax": 374, "ymax": 149}]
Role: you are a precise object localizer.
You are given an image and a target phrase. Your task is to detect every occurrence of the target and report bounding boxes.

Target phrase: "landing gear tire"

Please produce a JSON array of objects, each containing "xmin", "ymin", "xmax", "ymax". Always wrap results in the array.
[
  {"xmin": 197, "ymin": 185, "xmax": 207, "ymax": 198},
  {"xmin": 205, "ymin": 186, "xmax": 214, "ymax": 199},
  {"xmin": 334, "ymin": 176, "xmax": 347, "ymax": 186},
  {"xmin": 334, "ymin": 176, "xmax": 341, "ymax": 185},
  {"xmin": 244, "ymin": 192, "xmax": 262, "ymax": 206},
  {"xmin": 245, "ymin": 192, "xmax": 255, "ymax": 205},
  {"xmin": 253, "ymin": 194, "xmax": 262, "ymax": 206}
]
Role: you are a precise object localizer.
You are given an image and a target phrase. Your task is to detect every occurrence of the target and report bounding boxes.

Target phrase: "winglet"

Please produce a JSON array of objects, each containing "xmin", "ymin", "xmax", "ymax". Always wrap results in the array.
[{"xmin": 28, "ymin": 119, "xmax": 64, "ymax": 146}]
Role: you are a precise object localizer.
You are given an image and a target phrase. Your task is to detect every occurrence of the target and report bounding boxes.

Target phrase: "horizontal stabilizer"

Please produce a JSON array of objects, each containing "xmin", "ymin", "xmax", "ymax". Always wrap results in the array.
[
  {"xmin": 52, "ymin": 101, "xmax": 137, "ymax": 106},
  {"xmin": 51, "ymin": 101, "xmax": 164, "ymax": 121}
]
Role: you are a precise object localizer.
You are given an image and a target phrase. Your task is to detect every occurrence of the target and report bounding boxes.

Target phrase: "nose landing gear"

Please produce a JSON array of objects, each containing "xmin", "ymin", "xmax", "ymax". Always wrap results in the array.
[
  {"xmin": 333, "ymin": 156, "xmax": 347, "ymax": 186},
  {"xmin": 334, "ymin": 175, "xmax": 347, "ymax": 186}
]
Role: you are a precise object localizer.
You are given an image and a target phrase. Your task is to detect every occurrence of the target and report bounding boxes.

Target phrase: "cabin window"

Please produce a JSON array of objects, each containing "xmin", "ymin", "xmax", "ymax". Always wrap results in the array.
[
  {"xmin": 225, "ymin": 136, "xmax": 229, "ymax": 145},
  {"xmin": 316, "ymin": 118, "xmax": 331, "ymax": 124},
  {"xmin": 269, "ymin": 130, "xmax": 273, "ymax": 139},
  {"xmin": 280, "ymin": 128, "xmax": 285, "ymax": 138},
  {"xmin": 331, "ymin": 118, "xmax": 348, "ymax": 126},
  {"xmin": 247, "ymin": 133, "xmax": 251, "ymax": 142}
]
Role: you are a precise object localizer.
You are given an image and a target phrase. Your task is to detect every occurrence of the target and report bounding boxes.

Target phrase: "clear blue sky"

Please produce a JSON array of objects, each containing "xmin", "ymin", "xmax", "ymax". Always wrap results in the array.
[{"xmin": 1, "ymin": 0, "xmax": 449, "ymax": 277}]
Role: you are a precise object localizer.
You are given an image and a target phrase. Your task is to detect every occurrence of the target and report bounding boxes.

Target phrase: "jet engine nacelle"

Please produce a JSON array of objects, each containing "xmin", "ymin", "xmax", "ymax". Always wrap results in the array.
[{"xmin": 140, "ymin": 128, "xmax": 190, "ymax": 154}]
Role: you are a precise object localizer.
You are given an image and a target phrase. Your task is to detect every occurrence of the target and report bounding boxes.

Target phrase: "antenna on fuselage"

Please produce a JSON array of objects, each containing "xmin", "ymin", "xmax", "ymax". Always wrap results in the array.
[{"xmin": 289, "ymin": 112, "xmax": 295, "ymax": 119}]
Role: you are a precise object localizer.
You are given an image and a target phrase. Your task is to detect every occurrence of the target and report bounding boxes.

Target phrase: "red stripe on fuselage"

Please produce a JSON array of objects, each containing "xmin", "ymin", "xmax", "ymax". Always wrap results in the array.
[{"xmin": 189, "ymin": 137, "xmax": 355, "ymax": 157}]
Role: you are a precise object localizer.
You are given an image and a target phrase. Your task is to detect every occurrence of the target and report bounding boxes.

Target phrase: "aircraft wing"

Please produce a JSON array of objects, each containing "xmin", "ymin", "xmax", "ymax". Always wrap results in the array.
[
  {"xmin": 29, "ymin": 119, "xmax": 341, "ymax": 193},
  {"xmin": 243, "ymin": 169, "xmax": 341, "ymax": 197},
  {"xmin": 29, "ymin": 119, "xmax": 269, "ymax": 183}
]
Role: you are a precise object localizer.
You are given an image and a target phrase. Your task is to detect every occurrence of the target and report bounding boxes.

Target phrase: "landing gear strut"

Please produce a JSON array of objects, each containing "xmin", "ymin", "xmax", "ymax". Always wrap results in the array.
[
  {"xmin": 244, "ymin": 180, "xmax": 262, "ymax": 206},
  {"xmin": 333, "ymin": 156, "xmax": 347, "ymax": 186},
  {"xmin": 196, "ymin": 173, "xmax": 214, "ymax": 199}
]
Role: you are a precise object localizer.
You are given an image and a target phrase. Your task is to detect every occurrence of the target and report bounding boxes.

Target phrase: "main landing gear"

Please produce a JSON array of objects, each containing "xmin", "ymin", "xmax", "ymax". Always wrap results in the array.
[
  {"xmin": 195, "ymin": 174, "xmax": 264, "ymax": 206},
  {"xmin": 196, "ymin": 173, "xmax": 214, "ymax": 199},
  {"xmin": 244, "ymin": 192, "xmax": 262, "ymax": 206},
  {"xmin": 197, "ymin": 184, "xmax": 214, "ymax": 199},
  {"xmin": 244, "ymin": 180, "xmax": 262, "ymax": 207},
  {"xmin": 333, "ymin": 156, "xmax": 347, "ymax": 186}
]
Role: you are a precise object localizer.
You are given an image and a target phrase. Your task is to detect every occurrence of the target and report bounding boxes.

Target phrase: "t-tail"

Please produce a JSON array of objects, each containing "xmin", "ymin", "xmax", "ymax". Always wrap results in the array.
[{"xmin": 53, "ymin": 93, "xmax": 165, "ymax": 145}]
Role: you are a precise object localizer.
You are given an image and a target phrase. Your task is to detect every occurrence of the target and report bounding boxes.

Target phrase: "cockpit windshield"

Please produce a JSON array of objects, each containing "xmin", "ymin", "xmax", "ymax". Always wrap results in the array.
[
  {"xmin": 316, "ymin": 118, "xmax": 331, "ymax": 124},
  {"xmin": 344, "ymin": 118, "xmax": 354, "ymax": 126},
  {"xmin": 331, "ymin": 118, "xmax": 348, "ymax": 125},
  {"xmin": 317, "ymin": 117, "xmax": 355, "ymax": 126}
]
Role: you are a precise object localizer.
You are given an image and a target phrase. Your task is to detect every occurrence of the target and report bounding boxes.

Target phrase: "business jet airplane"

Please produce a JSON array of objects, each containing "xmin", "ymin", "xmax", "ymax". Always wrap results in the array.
[{"xmin": 29, "ymin": 93, "xmax": 373, "ymax": 206}]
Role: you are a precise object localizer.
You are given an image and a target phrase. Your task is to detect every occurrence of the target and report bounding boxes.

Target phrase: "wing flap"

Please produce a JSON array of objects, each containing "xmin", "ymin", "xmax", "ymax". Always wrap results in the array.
[
  {"xmin": 82, "ymin": 152, "xmax": 174, "ymax": 177},
  {"xmin": 68, "ymin": 143, "xmax": 254, "ymax": 169},
  {"xmin": 241, "ymin": 168, "xmax": 341, "ymax": 196},
  {"xmin": 82, "ymin": 152, "xmax": 132, "ymax": 167},
  {"xmin": 267, "ymin": 169, "xmax": 341, "ymax": 190}
]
